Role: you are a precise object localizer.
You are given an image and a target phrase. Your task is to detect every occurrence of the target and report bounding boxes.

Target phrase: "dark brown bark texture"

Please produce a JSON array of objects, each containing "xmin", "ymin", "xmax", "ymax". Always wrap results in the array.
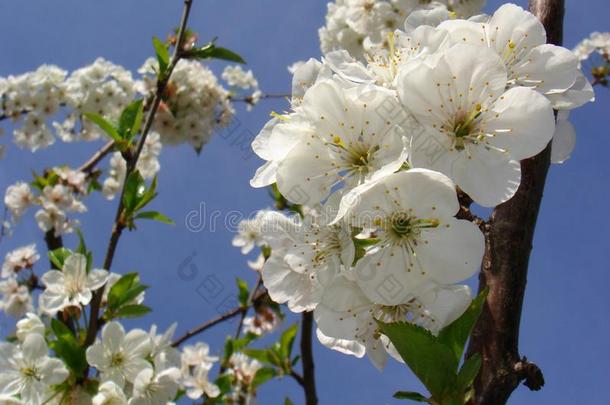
[{"xmin": 465, "ymin": 1, "xmax": 564, "ymax": 404}]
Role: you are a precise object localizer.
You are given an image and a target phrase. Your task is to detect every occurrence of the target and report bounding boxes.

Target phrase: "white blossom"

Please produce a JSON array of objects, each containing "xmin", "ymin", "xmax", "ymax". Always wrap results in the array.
[
  {"xmin": 2, "ymin": 245, "xmax": 39, "ymax": 279},
  {"xmin": 397, "ymin": 44, "xmax": 555, "ymax": 206},
  {"xmin": 0, "ymin": 278, "xmax": 33, "ymax": 318},
  {"xmin": 86, "ymin": 321, "xmax": 153, "ymax": 388},
  {"xmin": 182, "ymin": 365, "xmax": 220, "ymax": 400},
  {"xmin": 92, "ymin": 381, "xmax": 127, "ymax": 405},
  {"xmin": 4, "ymin": 182, "xmax": 34, "ymax": 221},
  {"xmin": 15, "ymin": 313, "xmax": 45, "ymax": 342},
  {"xmin": 39, "ymin": 253, "xmax": 108, "ymax": 315},
  {"xmin": 0, "ymin": 334, "xmax": 69, "ymax": 404}
]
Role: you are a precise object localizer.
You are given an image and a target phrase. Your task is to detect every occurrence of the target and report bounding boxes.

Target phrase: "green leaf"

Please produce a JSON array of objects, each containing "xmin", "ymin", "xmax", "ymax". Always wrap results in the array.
[
  {"xmin": 50, "ymin": 319, "xmax": 87, "ymax": 377},
  {"xmin": 279, "ymin": 323, "xmax": 298, "ymax": 359},
  {"xmin": 48, "ymin": 248, "xmax": 72, "ymax": 270},
  {"xmin": 123, "ymin": 171, "xmax": 146, "ymax": 214},
  {"xmin": 252, "ymin": 366, "xmax": 277, "ymax": 388},
  {"xmin": 106, "ymin": 272, "xmax": 139, "ymax": 309},
  {"xmin": 378, "ymin": 321, "xmax": 458, "ymax": 399},
  {"xmin": 438, "ymin": 288, "xmax": 489, "ymax": 363},
  {"xmin": 457, "ymin": 353, "xmax": 482, "ymax": 392},
  {"xmin": 118, "ymin": 100, "xmax": 144, "ymax": 140},
  {"xmin": 236, "ymin": 278, "xmax": 249, "ymax": 306},
  {"xmin": 284, "ymin": 398, "xmax": 295, "ymax": 405},
  {"xmin": 191, "ymin": 43, "xmax": 246, "ymax": 63},
  {"xmin": 242, "ymin": 348, "xmax": 272, "ymax": 364},
  {"xmin": 134, "ymin": 211, "xmax": 175, "ymax": 225},
  {"xmin": 215, "ymin": 374, "xmax": 233, "ymax": 396},
  {"xmin": 152, "ymin": 36, "xmax": 170, "ymax": 76},
  {"xmin": 113, "ymin": 304, "xmax": 151, "ymax": 319},
  {"xmin": 134, "ymin": 175, "xmax": 158, "ymax": 212},
  {"xmin": 393, "ymin": 391, "xmax": 429, "ymax": 402},
  {"xmin": 83, "ymin": 112, "xmax": 122, "ymax": 143}
]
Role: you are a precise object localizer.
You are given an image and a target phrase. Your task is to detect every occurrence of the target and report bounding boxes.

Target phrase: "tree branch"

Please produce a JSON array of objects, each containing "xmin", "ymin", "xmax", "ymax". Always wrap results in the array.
[
  {"xmin": 300, "ymin": 312, "xmax": 318, "ymax": 405},
  {"xmin": 77, "ymin": 140, "xmax": 114, "ymax": 174},
  {"xmin": 171, "ymin": 288, "xmax": 267, "ymax": 347},
  {"xmin": 466, "ymin": 1, "xmax": 564, "ymax": 403},
  {"xmin": 84, "ymin": 0, "xmax": 195, "ymax": 348}
]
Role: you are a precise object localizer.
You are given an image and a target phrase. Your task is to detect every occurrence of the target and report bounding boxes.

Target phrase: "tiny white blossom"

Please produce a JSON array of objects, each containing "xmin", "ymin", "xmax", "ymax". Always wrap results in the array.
[
  {"xmin": 0, "ymin": 334, "xmax": 69, "ymax": 404},
  {"xmin": 92, "ymin": 381, "xmax": 127, "ymax": 405},
  {"xmin": 39, "ymin": 253, "xmax": 108, "ymax": 315},
  {"xmin": 86, "ymin": 321, "xmax": 153, "ymax": 388},
  {"xmin": 2, "ymin": 245, "xmax": 39, "ymax": 278},
  {"xmin": 16, "ymin": 313, "xmax": 45, "ymax": 342}
]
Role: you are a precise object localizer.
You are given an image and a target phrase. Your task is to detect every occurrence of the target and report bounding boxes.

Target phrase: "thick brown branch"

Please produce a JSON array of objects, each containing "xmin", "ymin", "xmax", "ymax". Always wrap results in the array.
[
  {"xmin": 466, "ymin": 1, "xmax": 564, "ymax": 404},
  {"xmin": 300, "ymin": 312, "xmax": 318, "ymax": 405}
]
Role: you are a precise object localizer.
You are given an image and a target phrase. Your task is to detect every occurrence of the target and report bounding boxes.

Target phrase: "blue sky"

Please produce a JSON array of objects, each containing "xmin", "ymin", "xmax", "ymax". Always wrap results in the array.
[{"xmin": 0, "ymin": 1, "xmax": 608, "ymax": 404}]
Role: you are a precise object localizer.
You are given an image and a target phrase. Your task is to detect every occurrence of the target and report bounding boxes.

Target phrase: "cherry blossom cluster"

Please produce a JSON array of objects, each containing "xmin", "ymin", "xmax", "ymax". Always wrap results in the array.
[
  {"xmin": 0, "ymin": 249, "xmax": 224, "ymax": 404},
  {"xmin": 241, "ymin": 3, "xmax": 594, "ymax": 367},
  {"xmin": 137, "ymin": 58, "xmax": 235, "ymax": 150},
  {"xmin": 0, "ymin": 55, "xmax": 261, "ymax": 156},
  {"xmin": 319, "ymin": 0, "xmax": 486, "ymax": 61},
  {"xmin": 4, "ymin": 166, "xmax": 88, "ymax": 237},
  {"xmin": 0, "ymin": 244, "xmax": 39, "ymax": 317}
]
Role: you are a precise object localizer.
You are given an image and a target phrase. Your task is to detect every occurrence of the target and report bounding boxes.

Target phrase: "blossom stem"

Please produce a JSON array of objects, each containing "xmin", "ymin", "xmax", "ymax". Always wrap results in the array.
[
  {"xmin": 77, "ymin": 140, "xmax": 115, "ymax": 174},
  {"xmin": 465, "ymin": 1, "xmax": 563, "ymax": 403}
]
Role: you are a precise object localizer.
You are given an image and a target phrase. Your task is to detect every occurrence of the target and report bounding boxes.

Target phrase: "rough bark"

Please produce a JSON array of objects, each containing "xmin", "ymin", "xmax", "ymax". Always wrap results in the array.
[{"xmin": 466, "ymin": 1, "xmax": 564, "ymax": 404}]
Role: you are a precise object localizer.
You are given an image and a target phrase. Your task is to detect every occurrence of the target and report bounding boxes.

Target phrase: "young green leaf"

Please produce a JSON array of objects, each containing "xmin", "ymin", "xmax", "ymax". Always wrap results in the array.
[
  {"xmin": 279, "ymin": 323, "xmax": 298, "ymax": 359},
  {"xmin": 50, "ymin": 319, "xmax": 87, "ymax": 377},
  {"xmin": 83, "ymin": 112, "xmax": 122, "ymax": 143},
  {"xmin": 437, "ymin": 288, "xmax": 489, "ymax": 363},
  {"xmin": 123, "ymin": 171, "xmax": 146, "ymax": 214},
  {"xmin": 48, "ymin": 248, "xmax": 72, "ymax": 270},
  {"xmin": 284, "ymin": 398, "xmax": 295, "ymax": 405},
  {"xmin": 393, "ymin": 391, "xmax": 429, "ymax": 402},
  {"xmin": 152, "ymin": 36, "xmax": 170, "ymax": 76},
  {"xmin": 118, "ymin": 99, "xmax": 144, "ymax": 140},
  {"xmin": 241, "ymin": 348, "xmax": 272, "ymax": 364},
  {"xmin": 378, "ymin": 321, "xmax": 458, "ymax": 399},
  {"xmin": 113, "ymin": 304, "xmax": 151, "ymax": 319},
  {"xmin": 133, "ymin": 176, "xmax": 158, "ymax": 212},
  {"xmin": 190, "ymin": 43, "xmax": 246, "ymax": 64},
  {"xmin": 236, "ymin": 278, "xmax": 249, "ymax": 306},
  {"xmin": 456, "ymin": 353, "xmax": 482, "ymax": 392},
  {"xmin": 252, "ymin": 367, "xmax": 278, "ymax": 388},
  {"xmin": 106, "ymin": 272, "xmax": 139, "ymax": 309},
  {"xmin": 134, "ymin": 211, "xmax": 175, "ymax": 225}
]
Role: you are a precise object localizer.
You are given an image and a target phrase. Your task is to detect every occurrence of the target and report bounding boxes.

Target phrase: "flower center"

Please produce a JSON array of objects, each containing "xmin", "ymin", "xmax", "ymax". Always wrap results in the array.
[
  {"xmin": 450, "ymin": 104, "xmax": 482, "ymax": 151},
  {"xmin": 384, "ymin": 212, "xmax": 439, "ymax": 241},
  {"xmin": 21, "ymin": 367, "xmax": 40, "ymax": 380},
  {"xmin": 110, "ymin": 352, "xmax": 125, "ymax": 367}
]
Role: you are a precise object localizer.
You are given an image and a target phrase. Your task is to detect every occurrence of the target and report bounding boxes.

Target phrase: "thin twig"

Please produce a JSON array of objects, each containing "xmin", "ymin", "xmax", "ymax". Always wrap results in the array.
[
  {"xmin": 0, "ymin": 206, "xmax": 8, "ymax": 246},
  {"xmin": 229, "ymin": 93, "xmax": 291, "ymax": 104},
  {"xmin": 84, "ymin": 0, "xmax": 196, "ymax": 348},
  {"xmin": 78, "ymin": 141, "xmax": 114, "ymax": 173},
  {"xmin": 171, "ymin": 288, "xmax": 267, "ymax": 347},
  {"xmin": 300, "ymin": 312, "xmax": 318, "ymax": 405}
]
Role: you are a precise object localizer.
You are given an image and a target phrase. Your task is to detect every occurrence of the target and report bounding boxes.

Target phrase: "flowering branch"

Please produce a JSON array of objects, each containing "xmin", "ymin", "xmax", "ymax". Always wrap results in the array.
[
  {"xmin": 465, "ymin": 1, "xmax": 564, "ymax": 403},
  {"xmin": 84, "ymin": 0, "xmax": 195, "ymax": 347}
]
